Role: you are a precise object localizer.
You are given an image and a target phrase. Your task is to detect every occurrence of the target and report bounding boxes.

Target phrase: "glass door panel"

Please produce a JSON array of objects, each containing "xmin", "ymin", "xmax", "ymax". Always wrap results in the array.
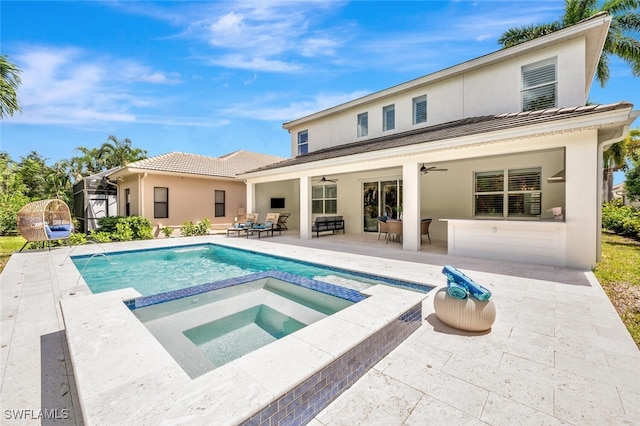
[
  {"xmin": 363, "ymin": 182, "xmax": 379, "ymax": 232},
  {"xmin": 382, "ymin": 181, "xmax": 399, "ymax": 219}
]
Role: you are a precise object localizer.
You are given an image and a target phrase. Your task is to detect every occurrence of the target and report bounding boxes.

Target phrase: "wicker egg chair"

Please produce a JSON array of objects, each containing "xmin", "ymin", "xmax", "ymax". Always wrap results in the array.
[{"xmin": 17, "ymin": 199, "xmax": 73, "ymax": 252}]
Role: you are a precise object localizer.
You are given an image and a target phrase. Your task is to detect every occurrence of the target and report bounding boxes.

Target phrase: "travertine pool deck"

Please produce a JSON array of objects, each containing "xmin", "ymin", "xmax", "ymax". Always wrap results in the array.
[{"xmin": 1, "ymin": 235, "xmax": 639, "ymax": 425}]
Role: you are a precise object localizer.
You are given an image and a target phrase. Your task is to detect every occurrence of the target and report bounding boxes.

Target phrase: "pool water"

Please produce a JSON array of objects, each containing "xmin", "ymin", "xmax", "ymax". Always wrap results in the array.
[
  {"xmin": 73, "ymin": 243, "xmax": 431, "ymax": 296},
  {"xmin": 183, "ymin": 305, "xmax": 306, "ymax": 367},
  {"xmin": 131, "ymin": 275, "xmax": 359, "ymax": 377}
]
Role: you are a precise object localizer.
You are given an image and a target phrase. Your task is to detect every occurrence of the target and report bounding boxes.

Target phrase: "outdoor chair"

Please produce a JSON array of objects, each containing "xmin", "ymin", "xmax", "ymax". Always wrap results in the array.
[
  {"xmin": 385, "ymin": 220, "xmax": 402, "ymax": 244},
  {"xmin": 17, "ymin": 199, "xmax": 73, "ymax": 252},
  {"xmin": 277, "ymin": 213, "xmax": 291, "ymax": 230},
  {"xmin": 377, "ymin": 217, "xmax": 389, "ymax": 241},
  {"xmin": 421, "ymin": 218, "xmax": 432, "ymax": 244},
  {"xmin": 246, "ymin": 213, "xmax": 280, "ymax": 239}
]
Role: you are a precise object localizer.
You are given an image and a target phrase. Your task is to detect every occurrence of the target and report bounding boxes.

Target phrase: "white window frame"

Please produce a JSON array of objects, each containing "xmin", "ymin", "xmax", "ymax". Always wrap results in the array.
[
  {"xmin": 312, "ymin": 184, "xmax": 337, "ymax": 214},
  {"xmin": 383, "ymin": 104, "xmax": 395, "ymax": 131},
  {"xmin": 521, "ymin": 58, "xmax": 557, "ymax": 112},
  {"xmin": 474, "ymin": 168, "xmax": 542, "ymax": 218},
  {"xmin": 297, "ymin": 130, "xmax": 308, "ymax": 155},
  {"xmin": 412, "ymin": 95, "xmax": 427, "ymax": 124},
  {"xmin": 357, "ymin": 112, "xmax": 368, "ymax": 137}
]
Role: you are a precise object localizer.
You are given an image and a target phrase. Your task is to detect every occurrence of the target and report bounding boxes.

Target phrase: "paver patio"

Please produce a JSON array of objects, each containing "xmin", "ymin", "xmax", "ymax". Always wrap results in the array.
[{"xmin": 1, "ymin": 234, "xmax": 638, "ymax": 425}]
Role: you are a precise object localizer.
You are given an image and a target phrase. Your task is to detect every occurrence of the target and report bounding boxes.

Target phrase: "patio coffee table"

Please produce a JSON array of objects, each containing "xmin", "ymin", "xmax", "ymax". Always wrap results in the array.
[{"xmin": 226, "ymin": 227, "xmax": 248, "ymax": 237}]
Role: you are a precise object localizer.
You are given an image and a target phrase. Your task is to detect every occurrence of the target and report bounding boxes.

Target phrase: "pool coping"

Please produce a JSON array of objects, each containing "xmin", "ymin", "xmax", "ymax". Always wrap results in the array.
[{"xmin": 60, "ymin": 280, "xmax": 427, "ymax": 424}]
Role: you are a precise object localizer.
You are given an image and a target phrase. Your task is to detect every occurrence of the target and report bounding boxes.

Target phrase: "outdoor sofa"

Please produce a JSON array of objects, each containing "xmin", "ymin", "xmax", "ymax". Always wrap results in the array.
[{"xmin": 312, "ymin": 216, "xmax": 345, "ymax": 237}]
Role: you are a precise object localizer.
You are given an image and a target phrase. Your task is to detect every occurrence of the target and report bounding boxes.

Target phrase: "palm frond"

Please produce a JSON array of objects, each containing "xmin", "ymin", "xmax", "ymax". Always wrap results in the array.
[
  {"xmin": 606, "ymin": 31, "xmax": 640, "ymax": 76},
  {"xmin": 602, "ymin": 0, "xmax": 640, "ymax": 15},
  {"xmin": 565, "ymin": 0, "xmax": 599, "ymax": 25},
  {"xmin": 498, "ymin": 22, "xmax": 562, "ymax": 48},
  {"xmin": 613, "ymin": 11, "xmax": 640, "ymax": 32},
  {"xmin": 596, "ymin": 53, "xmax": 611, "ymax": 87}
]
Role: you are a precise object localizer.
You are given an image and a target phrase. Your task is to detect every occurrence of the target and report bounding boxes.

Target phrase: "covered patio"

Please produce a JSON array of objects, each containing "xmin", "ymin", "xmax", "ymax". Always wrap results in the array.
[{"xmin": 242, "ymin": 103, "xmax": 638, "ymax": 270}]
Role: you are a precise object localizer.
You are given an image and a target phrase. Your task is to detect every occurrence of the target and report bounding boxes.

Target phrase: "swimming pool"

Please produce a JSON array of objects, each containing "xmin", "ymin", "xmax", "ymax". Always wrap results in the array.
[{"xmin": 72, "ymin": 243, "xmax": 432, "ymax": 296}]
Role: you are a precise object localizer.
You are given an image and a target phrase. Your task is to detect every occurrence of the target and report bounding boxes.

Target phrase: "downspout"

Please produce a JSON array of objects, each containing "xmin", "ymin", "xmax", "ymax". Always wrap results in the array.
[
  {"xmin": 140, "ymin": 172, "xmax": 148, "ymax": 218},
  {"xmin": 596, "ymin": 120, "xmax": 635, "ymax": 261}
]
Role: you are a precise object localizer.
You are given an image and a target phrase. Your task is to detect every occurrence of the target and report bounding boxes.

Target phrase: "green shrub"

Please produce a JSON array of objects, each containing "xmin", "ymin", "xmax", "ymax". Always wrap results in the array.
[
  {"xmin": 96, "ymin": 216, "xmax": 153, "ymax": 240},
  {"xmin": 112, "ymin": 222, "xmax": 134, "ymax": 241},
  {"xmin": 602, "ymin": 201, "xmax": 640, "ymax": 239},
  {"xmin": 88, "ymin": 230, "xmax": 112, "ymax": 243},
  {"xmin": 180, "ymin": 221, "xmax": 197, "ymax": 236},
  {"xmin": 68, "ymin": 232, "xmax": 87, "ymax": 246},
  {"xmin": 124, "ymin": 216, "xmax": 153, "ymax": 240},
  {"xmin": 161, "ymin": 226, "xmax": 174, "ymax": 238},
  {"xmin": 96, "ymin": 216, "xmax": 123, "ymax": 234},
  {"xmin": 180, "ymin": 218, "xmax": 211, "ymax": 236}
]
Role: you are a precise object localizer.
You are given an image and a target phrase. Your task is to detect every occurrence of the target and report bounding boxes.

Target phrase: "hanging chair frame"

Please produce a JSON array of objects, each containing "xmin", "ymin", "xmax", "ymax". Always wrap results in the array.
[{"xmin": 17, "ymin": 199, "xmax": 73, "ymax": 252}]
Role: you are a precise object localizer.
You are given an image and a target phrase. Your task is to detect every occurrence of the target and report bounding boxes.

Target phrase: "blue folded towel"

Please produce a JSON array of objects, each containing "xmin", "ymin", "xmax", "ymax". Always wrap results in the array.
[
  {"xmin": 442, "ymin": 265, "xmax": 492, "ymax": 301},
  {"xmin": 446, "ymin": 281, "xmax": 468, "ymax": 300}
]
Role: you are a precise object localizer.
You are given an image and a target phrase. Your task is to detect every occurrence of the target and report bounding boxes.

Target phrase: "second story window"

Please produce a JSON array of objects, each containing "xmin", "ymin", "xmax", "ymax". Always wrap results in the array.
[
  {"xmin": 413, "ymin": 95, "xmax": 427, "ymax": 124},
  {"xmin": 297, "ymin": 130, "xmax": 308, "ymax": 155},
  {"xmin": 357, "ymin": 112, "xmax": 368, "ymax": 137},
  {"xmin": 522, "ymin": 58, "xmax": 557, "ymax": 112},
  {"xmin": 383, "ymin": 104, "xmax": 395, "ymax": 131}
]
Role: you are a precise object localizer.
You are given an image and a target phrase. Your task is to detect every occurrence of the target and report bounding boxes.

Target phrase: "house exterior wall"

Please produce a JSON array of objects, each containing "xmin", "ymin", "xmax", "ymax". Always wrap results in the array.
[
  {"xmin": 288, "ymin": 37, "xmax": 587, "ymax": 156},
  {"xmin": 253, "ymin": 180, "xmax": 300, "ymax": 229},
  {"xmin": 421, "ymin": 148, "xmax": 566, "ymax": 242},
  {"xmin": 116, "ymin": 173, "xmax": 245, "ymax": 228}
]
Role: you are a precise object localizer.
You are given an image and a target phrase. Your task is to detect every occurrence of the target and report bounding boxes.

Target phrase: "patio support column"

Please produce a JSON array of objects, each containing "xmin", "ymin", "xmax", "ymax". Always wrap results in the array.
[
  {"xmin": 299, "ymin": 175, "xmax": 311, "ymax": 239},
  {"xmin": 565, "ymin": 132, "xmax": 598, "ymax": 269},
  {"xmin": 402, "ymin": 161, "xmax": 420, "ymax": 252},
  {"xmin": 246, "ymin": 181, "xmax": 256, "ymax": 217}
]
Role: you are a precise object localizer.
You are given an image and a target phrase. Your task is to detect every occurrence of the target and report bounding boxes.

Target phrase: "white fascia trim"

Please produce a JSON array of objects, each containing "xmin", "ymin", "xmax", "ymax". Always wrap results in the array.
[
  {"xmin": 248, "ymin": 107, "xmax": 634, "ymax": 180},
  {"xmin": 110, "ymin": 167, "xmax": 238, "ymax": 182}
]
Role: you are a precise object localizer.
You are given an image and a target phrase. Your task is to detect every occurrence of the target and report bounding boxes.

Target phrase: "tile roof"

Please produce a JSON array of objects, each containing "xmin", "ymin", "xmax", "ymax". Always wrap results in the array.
[
  {"xmin": 252, "ymin": 102, "xmax": 634, "ymax": 173},
  {"xmin": 125, "ymin": 150, "xmax": 285, "ymax": 178}
]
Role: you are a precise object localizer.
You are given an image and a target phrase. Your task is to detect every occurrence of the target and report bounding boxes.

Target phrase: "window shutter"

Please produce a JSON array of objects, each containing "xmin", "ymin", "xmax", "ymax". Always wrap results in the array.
[
  {"xmin": 522, "ymin": 60, "xmax": 556, "ymax": 111},
  {"xmin": 508, "ymin": 168, "xmax": 541, "ymax": 191},
  {"xmin": 413, "ymin": 95, "xmax": 427, "ymax": 124},
  {"xmin": 383, "ymin": 105, "xmax": 395, "ymax": 131},
  {"xmin": 357, "ymin": 112, "xmax": 368, "ymax": 137}
]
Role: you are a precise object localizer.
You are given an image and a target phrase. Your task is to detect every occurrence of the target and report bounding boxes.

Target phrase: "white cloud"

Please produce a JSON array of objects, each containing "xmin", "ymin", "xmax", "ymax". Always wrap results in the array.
[
  {"xmin": 224, "ymin": 90, "xmax": 371, "ymax": 122},
  {"xmin": 8, "ymin": 46, "xmax": 194, "ymax": 127},
  {"xmin": 209, "ymin": 54, "xmax": 303, "ymax": 73}
]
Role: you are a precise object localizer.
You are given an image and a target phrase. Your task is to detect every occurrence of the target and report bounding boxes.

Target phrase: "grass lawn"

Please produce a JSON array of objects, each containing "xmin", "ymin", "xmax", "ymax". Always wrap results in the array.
[
  {"xmin": 0, "ymin": 235, "xmax": 26, "ymax": 272},
  {"xmin": 593, "ymin": 232, "xmax": 640, "ymax": 349}
]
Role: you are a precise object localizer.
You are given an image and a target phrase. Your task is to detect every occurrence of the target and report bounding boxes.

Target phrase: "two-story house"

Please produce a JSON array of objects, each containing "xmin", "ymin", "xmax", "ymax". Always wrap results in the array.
[{"xmin": 241, "ymin": 13, "xmax": 638, "ymax": 269}]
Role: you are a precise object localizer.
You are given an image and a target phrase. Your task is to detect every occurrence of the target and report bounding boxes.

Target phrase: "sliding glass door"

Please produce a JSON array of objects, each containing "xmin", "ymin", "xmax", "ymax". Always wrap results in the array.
[{"xmin": 363, "ymin": 179, "xmax": 402, "ymax": 232}]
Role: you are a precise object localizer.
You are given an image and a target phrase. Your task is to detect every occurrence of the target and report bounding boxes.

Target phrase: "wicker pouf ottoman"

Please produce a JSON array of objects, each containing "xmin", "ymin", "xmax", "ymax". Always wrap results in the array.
[{"xmin": 433, "ymin": 287, "xmax": 496, "ymax": 332}]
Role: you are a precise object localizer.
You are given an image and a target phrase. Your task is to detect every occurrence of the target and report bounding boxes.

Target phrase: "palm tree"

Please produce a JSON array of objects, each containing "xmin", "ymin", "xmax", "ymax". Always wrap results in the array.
[
  {"xmin": 70, "ymin": 146, "xmax": 102, "ymax": 181},
  {"xmin": 97, "ymin": 135, "xmax": 147, "ymax": 169},
  {"xmin": 604, "ymin": 128, "xmax": 640, "ymax": 201},
  {"xmin": 0, "ymin": 55, "xmax": 22, "ymax": 119},
  {"xmin": 603, "ymin": 141, "xmax": 627, "ymax": 201},
  {"xmin": 498, "ymin": 0, "xmax": 640, "ymax": 87}
]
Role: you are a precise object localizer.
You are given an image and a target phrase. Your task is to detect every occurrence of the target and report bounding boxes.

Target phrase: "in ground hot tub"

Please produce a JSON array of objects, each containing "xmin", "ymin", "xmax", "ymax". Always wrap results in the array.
[{"xmin": 128, "ymin": 272, "xmax": 364, "ymax": 377}]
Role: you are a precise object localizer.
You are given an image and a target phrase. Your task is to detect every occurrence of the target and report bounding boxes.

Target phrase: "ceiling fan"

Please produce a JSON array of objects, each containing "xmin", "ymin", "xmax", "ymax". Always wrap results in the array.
[
  {"xmin": 420, "ymin": 164, "xmax": 448, "ymax": 174},
  {"xmin": 314, "ymin": 176, "xmax": 338, "ymax": 183}
]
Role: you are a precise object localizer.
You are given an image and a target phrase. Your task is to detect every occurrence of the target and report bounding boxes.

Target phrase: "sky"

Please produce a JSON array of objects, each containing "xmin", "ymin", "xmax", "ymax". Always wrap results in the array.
[{"xmin": 2, "ymin": 0, "xmax": 639, "ymax": 181}]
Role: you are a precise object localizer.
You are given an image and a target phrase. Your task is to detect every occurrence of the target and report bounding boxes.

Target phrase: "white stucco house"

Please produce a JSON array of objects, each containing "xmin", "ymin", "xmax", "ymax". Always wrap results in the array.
[{"xmin": 240, "ymin": 13, "xmax": 638, "ymax": 269}]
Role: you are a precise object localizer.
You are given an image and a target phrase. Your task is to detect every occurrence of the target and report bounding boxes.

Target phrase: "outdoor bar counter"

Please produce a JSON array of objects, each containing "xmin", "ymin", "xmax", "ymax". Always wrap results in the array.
[{"xmin": 440, "ymin": 218, "xmax": 566, "ymax": 266}]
